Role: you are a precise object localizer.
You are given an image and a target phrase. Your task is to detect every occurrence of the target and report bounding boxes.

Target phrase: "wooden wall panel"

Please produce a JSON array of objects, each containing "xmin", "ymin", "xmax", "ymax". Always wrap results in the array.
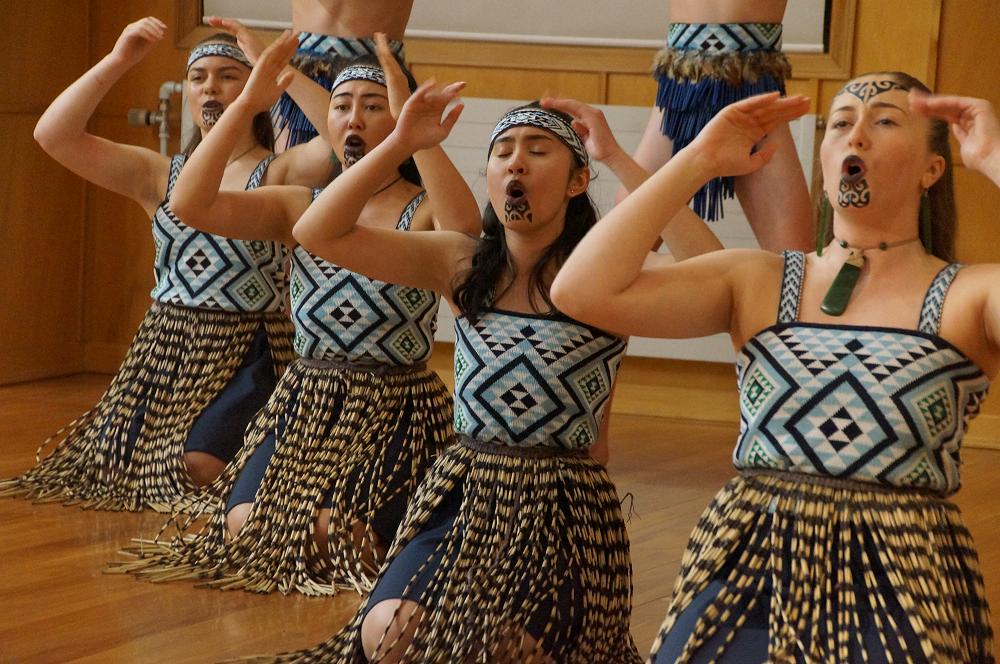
[{"xmin": 0, "ymin": 2, "xmax": 89, "ymax": 384}]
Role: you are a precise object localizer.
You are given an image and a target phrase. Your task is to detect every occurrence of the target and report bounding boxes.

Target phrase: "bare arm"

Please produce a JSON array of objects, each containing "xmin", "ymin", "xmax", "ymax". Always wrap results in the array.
[
  {"xmin": 374, "ymin": 33, "xmax": 481, "ymax": 235},
  {"xmin": 169, "ymin": 33, "xmax": 304, "ymax": 244},
  {"xmin": 33, "ymin": 17, "xmax": 170, "ymax": 213},
  {"xmin": 206, "ymin": 17, "xmax": 336, "ymax": 187},
  {"xmin": 542, "ymin": 97, "xmax": 723, "ymax": 261},
  {"xmin": 550, "ymin": 93, "xmax": 809, "ymax": 338},
  {"xmin": 292, "ymin": 80, "xmax": 472, "ymax": 294}
]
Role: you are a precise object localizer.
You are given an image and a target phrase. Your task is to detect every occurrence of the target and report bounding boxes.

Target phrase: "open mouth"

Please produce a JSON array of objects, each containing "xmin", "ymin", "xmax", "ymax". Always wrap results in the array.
[
  {"xmin": 505, "ymin": 179, "xmax": 527, "ymax": 205},
  {"xmin": 201, "ymin": 100, "xmax": 224, "ymax": 126},
  {"xmin": 343, "ymin": 135, "xmax": 366, "ymax": 165},
  {"xmin": 841, "ymin": 155, "xmax": 867, "ymax": 184}
]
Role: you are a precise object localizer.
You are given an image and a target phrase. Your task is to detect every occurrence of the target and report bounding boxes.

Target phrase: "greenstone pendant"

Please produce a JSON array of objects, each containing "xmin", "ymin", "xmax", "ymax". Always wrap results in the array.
[{"xmin": 820, "ymin": 253, "xmax": 865, "ymax": 316}]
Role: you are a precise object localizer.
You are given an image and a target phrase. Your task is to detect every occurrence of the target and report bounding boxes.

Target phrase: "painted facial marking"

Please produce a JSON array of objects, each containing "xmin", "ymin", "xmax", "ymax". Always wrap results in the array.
[
  {"xmin": 838, "ymin": 79, "xmax": 906, "ymax": 104},
  {"xmin": 202, "ymin": 105, "xmax": 224, "ymax": 127},
  {"xmin": 838, "ymin": 178, "xmax": 871, "ymax": 208},
  {"xmin": 503, "ymin": 198, "xmax": 533, "ymax": 224}
]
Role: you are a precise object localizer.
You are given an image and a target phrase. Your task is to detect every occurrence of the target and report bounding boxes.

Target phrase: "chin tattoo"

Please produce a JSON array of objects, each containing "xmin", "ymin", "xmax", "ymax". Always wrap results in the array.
[
  {"xmin": 838, "ymin": 178, "xmax": 871, "ymax": 208},
  {"xmin": 839, "ymin": 79, "xmax": 906, "ymax": 103},
  {"xmin": 503, "ymin": 199, "xmax": 533, "ymax": 224},
  {"xmin": 202, "ymin": 107, "xmax": 224, "ymax": 127}
]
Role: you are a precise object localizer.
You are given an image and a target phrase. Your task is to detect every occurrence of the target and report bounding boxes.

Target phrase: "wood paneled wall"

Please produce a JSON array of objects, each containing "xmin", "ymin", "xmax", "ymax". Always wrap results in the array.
[{"xmin": 3, "ymin": 0, "xmax": 999, "ymax": 445}]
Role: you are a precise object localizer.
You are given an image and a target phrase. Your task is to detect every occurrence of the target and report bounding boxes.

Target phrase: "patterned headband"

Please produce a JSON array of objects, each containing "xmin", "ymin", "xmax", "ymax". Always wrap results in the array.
[
  {"xmin": 489, "ymin": 108, "xmax": 589, "ymax": 167},
  {"xmin": 186, "ymin": 42, "xmax": 252, "ymax": 71},
  {"xmin": 332, "ymin": 65, "xmax": 387, "ymax": 93}
]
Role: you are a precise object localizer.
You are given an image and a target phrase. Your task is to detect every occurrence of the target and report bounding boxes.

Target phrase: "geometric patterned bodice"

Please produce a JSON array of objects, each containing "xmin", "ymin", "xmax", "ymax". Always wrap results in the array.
[
  {"xmin": 453, "ymin": 309, "xmax": 626, "ymax": 449},
  {"xmin": 734, "ymin": 251, "xmax": 990, "ymax": 495},
  {"xmin": 151, "ymin": 154, "xmax": 290, "ymax": 312},
  {"xmin": 290, "ymin": 191, "xmax": 439, "ymax": 365}
]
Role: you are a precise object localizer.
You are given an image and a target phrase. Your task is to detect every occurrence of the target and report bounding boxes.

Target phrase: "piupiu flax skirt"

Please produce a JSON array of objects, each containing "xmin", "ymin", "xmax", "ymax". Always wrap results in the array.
[
  {"xmin": 268, "ymin": 436, "xmax": 642, "ymax": 663},
  {"xmin": 108, "ymin": 357, "xmax": 454, "ymax": 596},
  {"xmin": 649, "ymin": 471, "xmax": 994, "ymax": 664},
  {"xmin": 0, "ymin": 303, "xmax": 294, "ymax": 512}
]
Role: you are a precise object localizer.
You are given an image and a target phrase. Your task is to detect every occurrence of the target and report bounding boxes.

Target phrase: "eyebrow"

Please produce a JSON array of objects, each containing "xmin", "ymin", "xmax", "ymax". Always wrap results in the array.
[
  {"xmin": 188, "ymin": 65, "xmax": 243, "ymax": 74},
  {"xmin": 331, "ymin": 92, "xmax": 388, "ymax": 100}
]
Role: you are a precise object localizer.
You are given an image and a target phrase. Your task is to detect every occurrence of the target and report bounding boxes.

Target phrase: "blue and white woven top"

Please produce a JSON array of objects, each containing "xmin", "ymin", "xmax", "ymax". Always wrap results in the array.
[
  {"xmin": 453, "ymin": 309, "xmax": 626, "ymax": 449},
  {"xmin": 734, "ymin": 251, "xmax": 989, "ymax": 495},
  {"xmin": 151, "ymin": 154, "xmax": 289, "ymax": 312},
  {"xmin": 290, "ymin": 191, "xmax": 439, "ymax": 365}
]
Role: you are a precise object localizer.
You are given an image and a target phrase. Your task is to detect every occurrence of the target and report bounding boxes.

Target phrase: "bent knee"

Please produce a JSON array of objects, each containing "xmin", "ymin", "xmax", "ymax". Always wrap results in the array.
[
  {"xmin": 361, "ymin": 599, "xmax": 422, "ymax": 663},
  {"xmin": 226, "ymin": 502, "xmax": 252, "ymax": 538},
  {"xmin": 183, "ymin": 450, "xmax": 225, "ymax": 487}
]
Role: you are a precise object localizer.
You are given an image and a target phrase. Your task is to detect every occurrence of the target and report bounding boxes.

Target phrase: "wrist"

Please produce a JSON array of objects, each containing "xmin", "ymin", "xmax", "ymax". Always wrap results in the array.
[
  {"xmin": 672, "ymin": 145, "xmax": 719, "ymax": 185},
  {"xmin": 385, "ymin": 130, "xmax": 419, "ymax": 161}
]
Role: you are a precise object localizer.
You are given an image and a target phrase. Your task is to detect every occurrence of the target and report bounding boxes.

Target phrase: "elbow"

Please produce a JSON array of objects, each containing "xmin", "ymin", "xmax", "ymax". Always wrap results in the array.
[
  {"xmin": 290, "ymin": 221, "xmax": 313, "ymax": 249},
  {"xmin": 550, "ymin": 273, "xmax": 587, "ymax": 320},
  {"xmin": 33, "ymin": 118, "xmax": 58, "ymax": 153}
]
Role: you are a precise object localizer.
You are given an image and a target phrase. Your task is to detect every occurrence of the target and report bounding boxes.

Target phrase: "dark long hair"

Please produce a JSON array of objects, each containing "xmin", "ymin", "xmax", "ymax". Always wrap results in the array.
[
  {"xmin": 330, "ymin": 54, "xmax": 421, "ymax": 186},
  {"xmin": 182, "ymin": 33, "xmax": 274, "ymax": 157},
  {"xmin": 821, "ymin": 71, "xmax": 956, "ymax": 261},
  {"xmin": 452, "ymin": 103, "xmax": 598, "ymax": 323}
]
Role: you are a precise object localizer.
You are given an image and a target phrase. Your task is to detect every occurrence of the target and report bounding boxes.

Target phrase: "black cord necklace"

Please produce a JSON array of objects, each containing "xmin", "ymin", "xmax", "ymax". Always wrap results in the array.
[
  {"xmin": 820, "ymin": 236, "xmax": 921, "ymax": 316},
  {"xmin": 372, "ymin": 175, "xmax": 403, "ymax": 197}
]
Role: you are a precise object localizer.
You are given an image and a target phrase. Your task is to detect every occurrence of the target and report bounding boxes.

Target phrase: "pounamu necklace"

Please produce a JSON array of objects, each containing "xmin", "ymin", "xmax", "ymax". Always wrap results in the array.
[{"xmin": 819, "ymin": 236, "xmax": 921, "ymax": 316}]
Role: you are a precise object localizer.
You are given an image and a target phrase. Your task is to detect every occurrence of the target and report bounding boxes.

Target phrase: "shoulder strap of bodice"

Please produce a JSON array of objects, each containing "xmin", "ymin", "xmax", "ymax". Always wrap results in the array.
[
  {"xmin": 396, "ymin": 191, "xmax": 427, "ymax": 231},
  {"xmin": 164, "ymin": 154, "xmax": 187, "ymax": 199},
  {"xmin": 245, "ymin": 154, "xmax": 276, "ymax": 190},
  {"xmin": 311, "ymin": 187, "xmax": 323, "ymax": 201},
  {"xmin": 917, "ymin": 262, "xmax": 963, "ymax": 334},
  {"xmin": 777, "ymin": 250, "xmax": 805, "ymax": 324}
]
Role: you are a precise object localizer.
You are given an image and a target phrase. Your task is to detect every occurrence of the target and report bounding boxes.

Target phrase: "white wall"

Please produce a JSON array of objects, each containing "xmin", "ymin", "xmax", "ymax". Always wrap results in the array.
[{"xmin": 204, "ymin": 0, "xmax": 826, "ymax": 51}]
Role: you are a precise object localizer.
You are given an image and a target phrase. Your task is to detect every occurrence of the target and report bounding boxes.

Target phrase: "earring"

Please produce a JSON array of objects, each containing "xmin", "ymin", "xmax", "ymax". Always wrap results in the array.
[
  {"xmin": 920, "ymin": 187, "xmax": 933, "ymax": 254},
  {"xmin": 817, "ymin": 193, "xmax": 832, "ymax": 256}
]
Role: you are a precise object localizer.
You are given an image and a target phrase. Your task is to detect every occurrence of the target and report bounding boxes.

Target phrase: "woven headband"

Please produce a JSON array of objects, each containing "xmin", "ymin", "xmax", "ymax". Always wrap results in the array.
[
  {"xmin": 187, "ymin": 43, "xmax": 252, "ymax": 71},
  {"xmin": 332, "ymin": 65, "xmax": 387, "ymax": 93},
  {"xmin": 489, "ymin": 108, "xmax": 589, "ymax": 166}
]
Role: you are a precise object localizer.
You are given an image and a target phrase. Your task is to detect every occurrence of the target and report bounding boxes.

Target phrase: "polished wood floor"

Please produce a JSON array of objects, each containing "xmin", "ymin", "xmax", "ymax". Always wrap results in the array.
[{"xmin": 2, "ymin": 375, "xmax": 998, "ymax": 663}]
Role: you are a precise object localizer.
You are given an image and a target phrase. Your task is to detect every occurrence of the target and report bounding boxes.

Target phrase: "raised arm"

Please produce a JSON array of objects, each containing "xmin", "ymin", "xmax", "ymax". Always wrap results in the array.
[
  {"xmin": 550, "ymin": 93, "xmax": 809, "ymax": 339},
  {"xmin": 206, "ymin": 16, "xmax": 335, "ymax": 188},
  {"xmin": 33, "ymin": 17, "xmax": 170, "ymax": 214},
  {"xmin": 291, "ymin": 79, "xmax": 473, "ymax": 295},
  {"xmin": 374, "ymin": 33, "xmax": 481, "ymax": 235},
  {"xmin": 542, "ymin": 96, "xmax": 724, "ymax": 261},
  {"xmin": 169, "ymin": 32, "xmax": 304, "ymax": 244}
]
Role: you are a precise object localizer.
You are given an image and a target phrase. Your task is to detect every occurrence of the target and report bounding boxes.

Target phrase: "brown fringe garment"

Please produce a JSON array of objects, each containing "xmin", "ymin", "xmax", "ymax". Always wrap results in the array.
[
  {"xmin": 269, "ymin": 438, "xmax": 642, "ymax": 663},
  {"xmin": 108, "ymin": 359, "xmax": 454, "ymax": 596},
  {"xmin": 649, "ymin": 472, "xmax": 995, "ymax": 663},
  {"xmin": 651, "ymin": 47, "xmax": 792, "ymax": 87},
  {"xmin": 0, "ymin": 303, "xmax": 294, "ymax": 512}
]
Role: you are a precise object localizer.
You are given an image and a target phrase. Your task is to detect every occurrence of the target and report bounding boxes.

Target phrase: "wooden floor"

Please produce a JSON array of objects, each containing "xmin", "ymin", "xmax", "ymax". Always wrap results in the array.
[{"xmin": 1, "ymin": 375, "xmax": 998, "ymax": 663}]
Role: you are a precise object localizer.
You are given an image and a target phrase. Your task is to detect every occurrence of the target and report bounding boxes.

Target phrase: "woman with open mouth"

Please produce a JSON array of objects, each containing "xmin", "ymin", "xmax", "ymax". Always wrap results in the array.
[
  {"xmin": 274, "ymin": 36, "xmax": 722, "ymax": 663},
  {"xmin": 551, "ymin": 72, "xmax": 998, "ymax": 662},
  {"xmin": 108, "ymin": 33, "xmax": 480, "ymax": 598},
  {"xmin": 0, "ymin": 19, "xmax": 306, "ymax": 512}
]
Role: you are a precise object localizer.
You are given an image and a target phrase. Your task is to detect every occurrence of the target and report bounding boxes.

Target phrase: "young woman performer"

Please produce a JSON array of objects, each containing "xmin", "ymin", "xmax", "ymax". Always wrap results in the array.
[
  {"xmin": 270, "ymin": 0, "xmax": 415, "ymax": 147},
  {"xmin": 263, "ymin": 36, "xmax": 722, "ymax": 659},
  {"xmin": 110, "ymin": 33, "xmax": 476, "ymax": 596},
  {"xmin": 552, "ymin": 76, "xmax": 998, "ymax": 662},
  {"xmin": 627, "ymin": 0, "xmax": 812, "ymax": 251},
  {"xmin": 0, "ymin": 18, "xmax": 298, "ymax": 512}
]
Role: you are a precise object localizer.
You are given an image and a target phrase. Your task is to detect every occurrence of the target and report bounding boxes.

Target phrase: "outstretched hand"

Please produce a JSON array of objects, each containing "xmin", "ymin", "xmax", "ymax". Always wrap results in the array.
[
  {"xmin": 686, "ymin": 92, "xmax": 810, "ymax": 178},
  {"xmin": 541, "ymin": 97, "xmax": 623, "ymax": 162},
  {"xmin": 374, "ymin": 32, "xmax": 410, "ymax": 118},
  {"xmin": 394, "ymin": 80, "xmax": 466, "ymax": 154},
  {"xmin": 910, "ymin": 91, "xmax": 1000, "ymax": 180},
  {"xmin": 205, "ymin": 16, "xmax": 267, "ymax": 64},
  {"xmin": 112, "ymin": 16, "xmax": 167, "ymax": 66},
  {"xmin": 235, "ymin": 30, "xmax": 297, "ymax": 115}
]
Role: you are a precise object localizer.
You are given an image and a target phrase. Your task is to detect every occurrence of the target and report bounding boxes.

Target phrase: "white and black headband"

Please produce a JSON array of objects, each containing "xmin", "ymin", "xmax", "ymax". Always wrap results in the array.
[
  {"xmin": 332, "ymin": 65, "xmax": 387, "ymax": 93},
  {"xmin": 489, "ymin": 108, "xmax": 589, "ymax": 167},
  {"xmin": 186, "ymin": 42, "xmax": 252, "ymax": 71}
]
